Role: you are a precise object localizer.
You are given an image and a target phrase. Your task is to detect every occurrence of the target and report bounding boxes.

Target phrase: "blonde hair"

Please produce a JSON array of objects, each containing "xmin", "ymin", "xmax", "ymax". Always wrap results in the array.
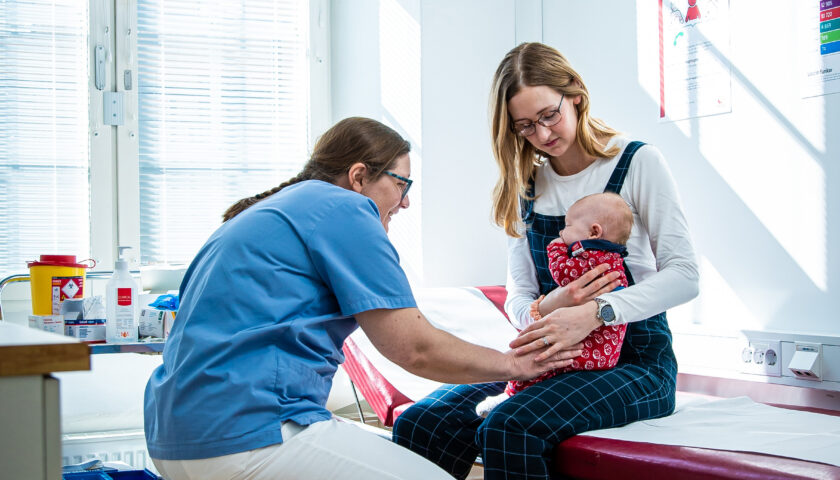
[
  {"xmin": 573, "ymin": 193, "xmax": 633, "ymax": 245},
  {"xmin": 223, "ymin": 117, "xmax": 410, "ymax": 222},
  {"xmin": 490, "ymin": 42, "xmax": 620, "ymax": 237}
]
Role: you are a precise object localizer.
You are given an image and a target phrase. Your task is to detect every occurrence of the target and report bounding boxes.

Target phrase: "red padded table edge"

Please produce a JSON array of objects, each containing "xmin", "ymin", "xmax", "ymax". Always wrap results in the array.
[{"xmin": 341, "ymin": 336, "xmax": 412, "ymax": 427}]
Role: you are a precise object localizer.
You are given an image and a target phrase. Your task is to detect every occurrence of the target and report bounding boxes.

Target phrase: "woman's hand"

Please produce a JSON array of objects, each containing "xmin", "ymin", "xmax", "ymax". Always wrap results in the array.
[
  {"xmin": 511, "ymin": 301, "xmax": 601, "ymax": 362},
  {"xmin": 539, "ymin": 264, "xmax": 622, "ymax": 315}
]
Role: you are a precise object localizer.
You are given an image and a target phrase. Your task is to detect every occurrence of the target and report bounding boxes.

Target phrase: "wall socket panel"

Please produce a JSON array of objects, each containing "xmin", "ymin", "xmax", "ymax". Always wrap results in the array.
[{"xmin": 738, "ymin": 339, "xmax": 782, "ymax": 377}]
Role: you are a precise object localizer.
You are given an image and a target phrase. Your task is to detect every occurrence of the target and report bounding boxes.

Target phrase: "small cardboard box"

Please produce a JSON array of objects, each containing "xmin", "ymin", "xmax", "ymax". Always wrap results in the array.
[
  {"xmin": 139, "ymin": 307, "xmax": 175, "ymax": 339},
  {"xmin": 29, "ymin": 314, "xmax": 64, "ymax": 335},
  {"xmin": 64, "ymin": 316, "xmax": 106, "ymax": 343}
]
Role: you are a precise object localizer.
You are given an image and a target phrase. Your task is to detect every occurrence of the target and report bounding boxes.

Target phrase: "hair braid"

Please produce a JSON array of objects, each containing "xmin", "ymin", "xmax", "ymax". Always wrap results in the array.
[
  {"xmin": 222, "ymin": 172, "xmax": 310, "ymax": 222},
  {"xmin": 221, "ymin": 117, "xmax": 410, "ymax": 223}
]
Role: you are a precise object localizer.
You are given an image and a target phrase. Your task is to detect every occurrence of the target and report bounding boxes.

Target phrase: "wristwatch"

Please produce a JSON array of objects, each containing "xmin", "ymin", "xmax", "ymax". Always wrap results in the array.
[{"xmin": 594, "ymin": 298, "xmax": 619, "ymax": 326}]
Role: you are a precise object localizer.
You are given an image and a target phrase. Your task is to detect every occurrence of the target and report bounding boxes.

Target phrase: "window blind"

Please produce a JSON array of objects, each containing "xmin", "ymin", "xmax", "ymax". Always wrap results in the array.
[
  {"xmin": 137, "ymin": 0, "xmax": 310, "ymax": 265},
  {"xmin": 0, "ymin": 0, "xmax": 90, "ymax": 279}
]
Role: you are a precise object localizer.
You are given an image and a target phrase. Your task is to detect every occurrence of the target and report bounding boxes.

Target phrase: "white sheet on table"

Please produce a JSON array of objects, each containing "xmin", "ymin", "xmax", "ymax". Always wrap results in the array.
[
  {"xmin": 581, "ymin": 395, "xmax": 840, "ymax": 467},
  {"xmin": 347, "ymin": 286, "xmax": 517, "ymax": 402}
]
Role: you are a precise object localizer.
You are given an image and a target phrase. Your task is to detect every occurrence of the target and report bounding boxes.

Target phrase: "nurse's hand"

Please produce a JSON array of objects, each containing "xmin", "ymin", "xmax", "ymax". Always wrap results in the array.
[
  {"xmin": 511, "ymin": 301, "xmax": 600, "ymax": 362},
  {"xmin": 538, "ymin": 264, "xmax": 622, "ymax": 315},
  {"xmin": 505, "ymin": 343, "xmax": 583, "ymax": 381}
]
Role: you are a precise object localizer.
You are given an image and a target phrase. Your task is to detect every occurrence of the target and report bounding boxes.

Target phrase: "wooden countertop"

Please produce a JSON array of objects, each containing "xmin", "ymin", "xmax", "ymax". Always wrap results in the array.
[{"xmin": 0, "ymin": 322, "xmax": 90, "ymax": 376}]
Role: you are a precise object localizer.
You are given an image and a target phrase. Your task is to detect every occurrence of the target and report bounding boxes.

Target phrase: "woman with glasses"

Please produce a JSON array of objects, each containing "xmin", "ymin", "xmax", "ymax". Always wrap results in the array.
[
  {"xmin": 393, "ymin": 43, "xmax": 699, "ymax": 479},
  {"xmin": 144, "ymin": 116, "xmax": 574, "ymax": 480}
]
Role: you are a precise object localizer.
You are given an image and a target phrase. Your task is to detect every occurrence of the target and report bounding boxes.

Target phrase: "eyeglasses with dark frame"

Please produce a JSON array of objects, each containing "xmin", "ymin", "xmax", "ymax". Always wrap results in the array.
[
  {"xmin": 510, "ymin": 94, "xmax": 566, "ymax": 137},
  {"xmin": 384, "ymin": 171, "xmax": 413, "ymax": 201}
]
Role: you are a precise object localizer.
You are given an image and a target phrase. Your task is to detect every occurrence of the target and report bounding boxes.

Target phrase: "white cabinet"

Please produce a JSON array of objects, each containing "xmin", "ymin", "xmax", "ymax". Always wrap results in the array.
[{"xmin": 0, "ymin": 323, "xmax": 90, "ymax": 480}]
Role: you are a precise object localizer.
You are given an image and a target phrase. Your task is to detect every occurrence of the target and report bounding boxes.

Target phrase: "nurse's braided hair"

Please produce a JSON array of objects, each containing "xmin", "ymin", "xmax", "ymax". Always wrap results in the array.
[{"xmin": 223, "ymin": 117, "xmax": 410, "ymax": 222}]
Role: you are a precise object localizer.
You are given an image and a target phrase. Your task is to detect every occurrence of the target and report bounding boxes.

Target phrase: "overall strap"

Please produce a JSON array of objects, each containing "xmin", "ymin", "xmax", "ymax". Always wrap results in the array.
[
  {"xmin": 519, "ymin": 179, "xmax": 536, "ymax": 226},
  {"xmin": 604, "ymin": 141, "xmax": 645, "ymax": 194},
  {"xmin": 603, "ymin": 140, "xmax": 646, "ymax": 286}
]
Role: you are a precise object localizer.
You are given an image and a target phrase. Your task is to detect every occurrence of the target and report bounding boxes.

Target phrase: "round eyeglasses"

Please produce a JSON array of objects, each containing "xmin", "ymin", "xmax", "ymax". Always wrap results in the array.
[
  {"xmin": 510, "ymin": 94, "xmax": 565, "ymax": 137},
  {"xmin": 384, "ymin": 171, "xmax": 412, "ymax": 201}
]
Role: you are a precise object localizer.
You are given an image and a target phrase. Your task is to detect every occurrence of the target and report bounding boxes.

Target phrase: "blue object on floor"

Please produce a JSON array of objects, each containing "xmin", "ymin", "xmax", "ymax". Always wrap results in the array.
[
  {"xmin": 62, "ymin": 473, "xmax": 112, "ymax": 480},
  {"xmin": 63, "ymin": 469, "xmax": 159, "ymax": 480}
]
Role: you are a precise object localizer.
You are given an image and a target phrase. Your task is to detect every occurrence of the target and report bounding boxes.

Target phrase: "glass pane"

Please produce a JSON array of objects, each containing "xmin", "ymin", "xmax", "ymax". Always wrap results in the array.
[
  {"xmin": 137, "ymin": 0, "xmax": 309, "ymax": 265},
  {"xmin": 0, "ymin": 0, "xmax": 90, "ymax": 279}
]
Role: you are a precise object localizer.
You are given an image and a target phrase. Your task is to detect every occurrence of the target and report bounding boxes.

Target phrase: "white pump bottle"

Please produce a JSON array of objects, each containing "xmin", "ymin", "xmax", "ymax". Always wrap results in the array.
[{"xmin": 106, "ymin": 246, "xmax": 139, "ymax": 343}]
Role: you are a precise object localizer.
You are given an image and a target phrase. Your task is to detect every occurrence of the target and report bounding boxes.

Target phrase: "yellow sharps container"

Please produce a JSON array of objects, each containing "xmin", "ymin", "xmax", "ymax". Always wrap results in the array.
[{"xmin": 26, "ymin": 255, "xmax": 95, "ymax": 315}]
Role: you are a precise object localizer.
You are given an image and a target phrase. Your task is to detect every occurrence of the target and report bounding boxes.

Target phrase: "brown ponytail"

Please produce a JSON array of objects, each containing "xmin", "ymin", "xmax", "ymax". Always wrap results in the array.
[{"xmin": 222, "ymin": 117, "xmax": 410, "ymax": 222}]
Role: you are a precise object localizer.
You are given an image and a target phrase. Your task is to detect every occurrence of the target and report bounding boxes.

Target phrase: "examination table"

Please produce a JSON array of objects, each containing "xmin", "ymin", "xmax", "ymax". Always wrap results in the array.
[{"xmin": 342, "ymin": 286, "xmax": 840, "ymax": 479}]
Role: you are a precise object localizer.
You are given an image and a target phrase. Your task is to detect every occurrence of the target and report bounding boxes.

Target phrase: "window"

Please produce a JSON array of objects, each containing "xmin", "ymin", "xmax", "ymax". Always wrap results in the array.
[
  {"xmin": 136, "ymin": 0, "xmax": 310, "ymax": 265},
  {"xmin": 0, "ymin": 1, "xmax": 90, "ymax": 279},
  {"xmin": 0, "ymin": 0, "xmax": 319, "ymax": 278}
]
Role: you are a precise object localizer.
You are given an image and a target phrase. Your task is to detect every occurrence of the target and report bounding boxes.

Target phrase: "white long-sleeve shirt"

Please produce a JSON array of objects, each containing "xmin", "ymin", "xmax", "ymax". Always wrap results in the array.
[{"xmin": 504, "ymin": 137, "xmax": 699, "ymax": 329}]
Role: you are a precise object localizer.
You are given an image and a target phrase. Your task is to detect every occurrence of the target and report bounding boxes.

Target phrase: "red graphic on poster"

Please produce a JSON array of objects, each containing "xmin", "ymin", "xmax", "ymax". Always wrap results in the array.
[{"xmin": 686, "ymin": 0, "xmax": 701, "ymax": 22}]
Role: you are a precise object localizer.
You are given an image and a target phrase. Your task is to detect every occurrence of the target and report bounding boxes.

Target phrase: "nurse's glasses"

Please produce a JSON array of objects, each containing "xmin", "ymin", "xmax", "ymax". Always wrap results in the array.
[{"xmin": 384, "ymin": 171, "xmax": 412, "ymax": 201}]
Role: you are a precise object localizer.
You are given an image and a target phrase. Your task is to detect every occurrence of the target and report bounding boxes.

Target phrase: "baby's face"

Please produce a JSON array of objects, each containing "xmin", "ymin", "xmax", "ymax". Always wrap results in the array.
[{"xmin": 559, "ymin": 204, "xmax": 595, "ymax": 245}]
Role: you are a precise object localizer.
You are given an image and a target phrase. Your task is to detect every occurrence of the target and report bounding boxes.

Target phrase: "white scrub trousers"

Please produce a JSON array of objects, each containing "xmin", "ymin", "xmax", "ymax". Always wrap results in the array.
[{"xmin": 152, "ymin": 418, "xmax": 454, "ymax": 480}]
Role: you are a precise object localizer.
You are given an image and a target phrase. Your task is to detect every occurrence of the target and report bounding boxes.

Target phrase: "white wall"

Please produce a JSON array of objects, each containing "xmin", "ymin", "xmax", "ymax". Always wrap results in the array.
[
  {"xmin": 331, "ymin": 0, "xmax": 840, "ymax": 331},
  {"xmin": 541, "ymin": 1, "xmax": 840, "ymax": 339},
  {"xmin": 331, "ymin": 0, "xmax": 517, "ymax": 288}
]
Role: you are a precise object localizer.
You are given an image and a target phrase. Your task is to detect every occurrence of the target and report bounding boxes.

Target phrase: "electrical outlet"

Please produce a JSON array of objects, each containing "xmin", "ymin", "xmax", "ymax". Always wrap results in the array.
[
  {"xmin": 738, "ymin": 338, "xmax": 782, "ymax": 377},
  {"xmin": 789, "ymin": 342, "xmax": 822, "ymax": 381}
]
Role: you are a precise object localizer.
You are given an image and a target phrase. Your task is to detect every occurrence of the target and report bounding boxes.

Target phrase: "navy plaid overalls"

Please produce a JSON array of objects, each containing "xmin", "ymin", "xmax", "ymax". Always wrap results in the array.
[{"xmin": 393, "ymin": 142, "xmax": 678, "ymax": 480}]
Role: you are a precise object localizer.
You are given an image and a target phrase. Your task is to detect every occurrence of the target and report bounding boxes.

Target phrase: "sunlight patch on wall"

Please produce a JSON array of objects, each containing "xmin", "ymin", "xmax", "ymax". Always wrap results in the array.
[
  {"xmin": 379, "ymin": 0, "xmax": 422, "ymax": 145},
  {"xmin": 388, "ymin": 148, "xmax": 424, "ymax": 287},
  {"xmin": 669, "ymin": 256, "xmax": 760, "ymax": 334},
  {"xmin": 700, "ymin": 101, "xmax": 827, "ymax": 292},
  {"xmin": 636, "ymin": 2, "xmax": 828, "ymax": 291},
  {"xmin": 379, "ymin": 0, "xmax": 423, "ymax": 286}
]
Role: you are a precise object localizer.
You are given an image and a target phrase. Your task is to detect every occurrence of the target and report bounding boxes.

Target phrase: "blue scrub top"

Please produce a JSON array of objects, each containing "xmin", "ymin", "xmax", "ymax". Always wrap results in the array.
[{"xmin": 144, "ymin": 180, "xmax": 416, "ymax": 460}]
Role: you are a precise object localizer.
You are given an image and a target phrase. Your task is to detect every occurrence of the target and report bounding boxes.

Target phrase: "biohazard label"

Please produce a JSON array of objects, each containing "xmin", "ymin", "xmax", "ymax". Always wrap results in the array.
[{"xmin": 51, "ymin": 276, "xmax": 84, "ymax": 315}]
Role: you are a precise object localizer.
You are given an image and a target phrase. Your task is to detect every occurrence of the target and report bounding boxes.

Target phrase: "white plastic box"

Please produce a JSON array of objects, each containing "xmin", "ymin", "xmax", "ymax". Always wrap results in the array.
[{"xmin": 138, "ymin": 308, "xmax": 175, "ymax": 339}]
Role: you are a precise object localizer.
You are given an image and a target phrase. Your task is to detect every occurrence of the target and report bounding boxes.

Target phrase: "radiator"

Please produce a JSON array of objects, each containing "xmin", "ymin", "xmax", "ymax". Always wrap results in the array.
[{"xmin": 62, "ymin": 429, "xmax": 158, "ymax": 474}]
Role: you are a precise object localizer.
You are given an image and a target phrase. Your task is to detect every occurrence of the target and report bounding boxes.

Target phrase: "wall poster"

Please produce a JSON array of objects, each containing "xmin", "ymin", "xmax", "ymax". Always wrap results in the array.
[
  {"xmin": 658, "ymin": 0, "xmax": 732, "ymax": 121},
  {"xmin": 799, "ymin": 1, "xmax": 840, "ymax": 97}
]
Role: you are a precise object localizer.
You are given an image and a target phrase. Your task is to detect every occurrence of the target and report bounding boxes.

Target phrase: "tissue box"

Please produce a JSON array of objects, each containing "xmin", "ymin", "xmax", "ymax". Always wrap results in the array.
[
  {"xmin": 62, "ymin": 296, "xmax": 106, "ymax": 343},
  {"xmin": 29, "ymin": 314, "xmax": 64, "ymax": 334},
  {"xmin": 139, "ymin": 307, "xmax": 175, "ymax": 339}
]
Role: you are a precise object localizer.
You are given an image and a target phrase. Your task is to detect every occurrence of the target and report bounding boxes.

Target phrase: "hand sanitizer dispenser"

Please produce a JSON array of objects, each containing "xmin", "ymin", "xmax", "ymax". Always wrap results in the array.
[{"xmin": 106, "ymin": 246, "xmax": 139, "ymax": 343}]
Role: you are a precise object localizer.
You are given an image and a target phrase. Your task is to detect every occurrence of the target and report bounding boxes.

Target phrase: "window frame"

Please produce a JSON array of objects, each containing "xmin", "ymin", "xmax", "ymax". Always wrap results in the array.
[{"xmin": 86, "ymin": 0, "xmax": 329, "ymax": 273}]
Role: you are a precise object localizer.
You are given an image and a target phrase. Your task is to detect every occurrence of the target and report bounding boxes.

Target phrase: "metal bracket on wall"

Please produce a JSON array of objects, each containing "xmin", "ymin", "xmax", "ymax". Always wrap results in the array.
[
  {"xmin": 103, "ymin": 91, "xmax": 125, "ymax": 126},
  {"xmin": 95, "ymin": 45, "xmax": 106, "ymax": 90}
]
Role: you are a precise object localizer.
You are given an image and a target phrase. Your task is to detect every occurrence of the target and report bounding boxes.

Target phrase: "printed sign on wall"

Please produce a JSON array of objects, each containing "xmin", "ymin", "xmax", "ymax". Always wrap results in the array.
[
  {"xmin": 799, "ymin": 0, "xmax": 840, "ymax": 97},
  {"xmin": 659, "ymin": 0, "xmax": 732, "ymax": 121}
]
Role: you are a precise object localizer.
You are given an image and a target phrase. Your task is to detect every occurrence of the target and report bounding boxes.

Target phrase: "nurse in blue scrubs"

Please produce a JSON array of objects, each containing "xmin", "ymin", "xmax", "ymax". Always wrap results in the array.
[{"xmin": 144, "ymin": 117, "xmax": 582, "ymax": 480}]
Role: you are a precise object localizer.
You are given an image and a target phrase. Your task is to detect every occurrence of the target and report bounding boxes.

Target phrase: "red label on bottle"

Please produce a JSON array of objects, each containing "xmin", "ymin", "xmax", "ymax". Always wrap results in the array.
[{"xmin": 117, "ymin": 287, "xmax": 132, "ymax": 306}]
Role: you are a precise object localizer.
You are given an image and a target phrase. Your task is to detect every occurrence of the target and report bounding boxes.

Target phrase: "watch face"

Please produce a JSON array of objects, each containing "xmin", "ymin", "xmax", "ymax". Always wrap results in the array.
[{"xmin": 601, "ymin": 305, "xmax": 616, "ymax": 323}]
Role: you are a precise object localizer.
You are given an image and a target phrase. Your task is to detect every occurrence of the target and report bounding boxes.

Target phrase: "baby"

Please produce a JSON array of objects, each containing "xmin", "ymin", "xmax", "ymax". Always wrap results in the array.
[{"xmin": 477, "ymin": 192, "xmax": 633, "ymax": 417}]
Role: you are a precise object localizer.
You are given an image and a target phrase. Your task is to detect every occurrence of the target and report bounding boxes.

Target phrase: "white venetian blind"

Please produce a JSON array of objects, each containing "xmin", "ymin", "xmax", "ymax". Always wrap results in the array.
[
  {"xmin": 137, "ymin": 0, "xmax": 310, "ymax": 265},
  {"xmin": 0, "ymin": 0, "xmax": 90, "ymax": 279}
]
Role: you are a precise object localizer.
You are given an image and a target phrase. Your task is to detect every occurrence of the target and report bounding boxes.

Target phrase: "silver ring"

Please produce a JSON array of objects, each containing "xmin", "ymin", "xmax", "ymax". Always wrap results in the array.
[{"xmin": 542, "ymin": 336, "xmax": 550, "ymax": 347}]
